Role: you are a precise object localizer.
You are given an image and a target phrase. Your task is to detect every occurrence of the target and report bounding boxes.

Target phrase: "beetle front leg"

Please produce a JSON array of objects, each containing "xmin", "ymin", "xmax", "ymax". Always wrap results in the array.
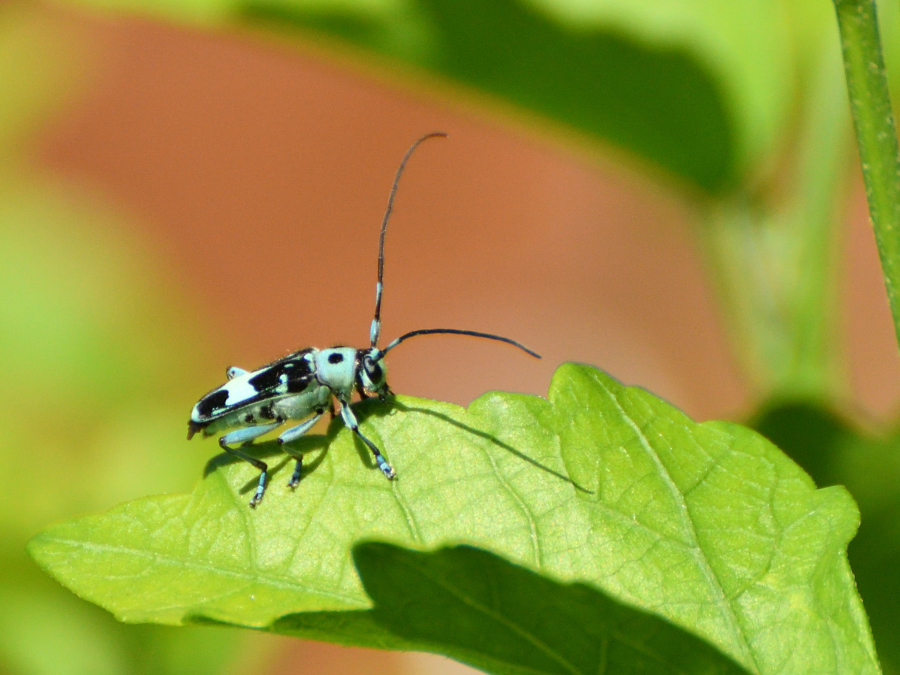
[{"xmin": 339, "ymin": 401, "xmax": 395, "ymax": 479}]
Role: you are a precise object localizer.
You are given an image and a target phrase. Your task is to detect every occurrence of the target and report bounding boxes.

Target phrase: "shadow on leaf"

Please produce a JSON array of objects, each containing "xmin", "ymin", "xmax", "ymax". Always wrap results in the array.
[{"xmin": 273, "ymin": 543, "xmax": 748, "ymax": 675}]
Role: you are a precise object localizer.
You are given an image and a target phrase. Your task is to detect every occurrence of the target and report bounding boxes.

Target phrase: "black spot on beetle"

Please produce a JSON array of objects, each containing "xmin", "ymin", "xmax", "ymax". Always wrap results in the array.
[
  {"xmin": 197, "ymin": 390, "xmax": 229, "ymax": 418},
  {"xmin": 259, "ymin": 404, "xmax": 275, "ymax": 420},
  {"xmin": 244, "ymin": 413, "xmax": 255, "ymax": 424},
  {"xmin": 328, "ymin": 353, "xmax": 344, "ymax": 364},
  {"xmin": 248, "ymin": 366, "xmax": 283, "ymax": 391},
  {"xmin": 288, "ymin": 374, "xmax": 314, "ymax": 393},
  {"xmin": 250, "ymin": 356, "xmax": 314, "ymax": 393}
]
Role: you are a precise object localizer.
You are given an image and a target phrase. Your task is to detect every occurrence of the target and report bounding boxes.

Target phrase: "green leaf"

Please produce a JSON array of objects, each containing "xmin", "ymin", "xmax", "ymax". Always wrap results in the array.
[
  {"xmin": 753, "ymin": 401, "xmax": 900, "ymax": 675},
  {"xmin": 29, "ymin": 364, "xmax": 878, "ymax": 673}
]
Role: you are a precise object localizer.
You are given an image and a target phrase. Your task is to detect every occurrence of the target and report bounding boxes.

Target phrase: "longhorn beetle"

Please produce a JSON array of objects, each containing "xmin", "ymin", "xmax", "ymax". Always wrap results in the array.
[{"xmin": 188, "ymin": 132, "xmax": 540, "ymax": 507}]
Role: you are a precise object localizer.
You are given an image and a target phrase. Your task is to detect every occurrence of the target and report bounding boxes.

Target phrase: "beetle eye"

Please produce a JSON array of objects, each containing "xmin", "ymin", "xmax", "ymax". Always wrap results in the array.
[{"xmin": 366, "ymin": 360, "xmax": 383, "ymax": 383}]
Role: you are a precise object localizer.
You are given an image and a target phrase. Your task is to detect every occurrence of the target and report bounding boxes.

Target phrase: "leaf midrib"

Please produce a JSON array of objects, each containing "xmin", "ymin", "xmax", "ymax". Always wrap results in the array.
[{"xmin": 38, "ymin": 536, "xmax": 366, "ymax": 608}]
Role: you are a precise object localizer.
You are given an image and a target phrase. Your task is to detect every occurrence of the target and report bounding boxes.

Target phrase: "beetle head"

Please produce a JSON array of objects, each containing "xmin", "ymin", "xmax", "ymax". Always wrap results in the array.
[{"xmin": 357, "ymin": 348, "xmax": 390, "ymax": 400}]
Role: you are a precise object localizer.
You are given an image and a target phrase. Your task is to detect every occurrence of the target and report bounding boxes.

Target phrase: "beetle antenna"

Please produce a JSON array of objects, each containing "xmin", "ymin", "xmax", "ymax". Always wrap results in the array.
[
  {"xmin": 373, "ymin": 328, "xmax": 541, "ymax": 361},
  {"xmin": 370, "ymin": 132, "xmax": 448, "ymax": 349}
]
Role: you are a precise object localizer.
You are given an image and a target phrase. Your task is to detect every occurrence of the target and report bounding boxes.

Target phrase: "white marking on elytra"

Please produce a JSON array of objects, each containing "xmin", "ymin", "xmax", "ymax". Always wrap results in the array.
[{"xmin": 223, "ymin": 377, "xmax": 259, "ymax": 406}]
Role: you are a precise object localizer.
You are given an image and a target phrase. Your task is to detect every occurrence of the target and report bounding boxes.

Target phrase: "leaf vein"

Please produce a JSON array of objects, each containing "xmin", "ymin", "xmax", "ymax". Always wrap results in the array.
[
  {"xmin": 596, "ymin": 377, "xmax": 760, "ymax": 673},
  {"xmin": 477, "ymin": 435, "xmax": 542, "ymax": 567},
  {"xmin": 400, "ymin": 556, "xmax": 583, "ymax": 675},
  {"xmin": 43, "ymin": 537, "xmax": 365, "ymax": 606}
]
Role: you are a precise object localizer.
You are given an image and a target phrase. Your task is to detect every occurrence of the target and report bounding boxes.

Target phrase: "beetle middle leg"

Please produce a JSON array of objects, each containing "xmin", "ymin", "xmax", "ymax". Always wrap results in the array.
[
  {"xmin": 277, "ymin": 413, "xmax": 323, "ymax": 488},
  {"xmin": 339, "ymin": 401, "xmax": 395, "ymax": 479},
  {"xmin": 220, "ymin": 421, "xmax": 282, "ymax": 507}
]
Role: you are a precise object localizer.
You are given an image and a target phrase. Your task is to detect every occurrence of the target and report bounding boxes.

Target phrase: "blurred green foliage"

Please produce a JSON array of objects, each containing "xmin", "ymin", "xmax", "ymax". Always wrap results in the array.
[
  {"xmin": 0, "ymin": 7, "xmax": 271, "ymax": 675},
  {"xmin": 5, "ymin": 0, "xmax": 900, "ymax": 672}
]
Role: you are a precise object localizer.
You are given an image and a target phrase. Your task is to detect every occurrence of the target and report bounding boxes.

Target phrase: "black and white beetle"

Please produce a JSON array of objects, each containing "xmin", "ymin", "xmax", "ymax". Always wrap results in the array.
[{"xmin": 188, "ymin": 133, "xmax": 540, "ymax": 507}]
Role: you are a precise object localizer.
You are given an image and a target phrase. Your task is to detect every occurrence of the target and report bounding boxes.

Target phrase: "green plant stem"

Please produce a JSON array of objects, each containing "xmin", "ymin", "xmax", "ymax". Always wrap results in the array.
[{"xmin": 834, "ymin": 0, "xmax": 900, "ymax": 351}]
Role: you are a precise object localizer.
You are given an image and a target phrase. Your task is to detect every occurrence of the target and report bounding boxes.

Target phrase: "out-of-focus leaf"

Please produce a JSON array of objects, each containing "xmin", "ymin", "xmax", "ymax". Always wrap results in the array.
[
  {"xmin": 0, "ymin": 559, "xmax": 256, "ymax": 675},
  {"xmin": 0, "ymin": 147, "xmax": 250, "ymax": 675},
  {"xmin": 702, "ymin": 31, "xmax": 852, "ymax": 400},
  {"xmin": 30, "ymin": 364, "xmax": 878, "ymax": 673},
  {"xmin": 46, "ymin": 0, "xmax": 799, "ymax": 192},
  {"xmin": 753, "ymin": 402, "xmax": 900, "ymax": 675},
  {"xmin": 247, "ymin": 0, "xmax": 738, "ymax": 191},
  {"xmin": 0, "ymin": 577, "xmax": 127, "ymax": 675}
]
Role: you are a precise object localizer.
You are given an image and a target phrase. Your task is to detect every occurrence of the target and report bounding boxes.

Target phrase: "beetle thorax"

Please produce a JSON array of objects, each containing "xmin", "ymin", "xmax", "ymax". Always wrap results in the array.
[{"xmin": 314, "ymin": 347, "xmax": 358, "ymax": 395}]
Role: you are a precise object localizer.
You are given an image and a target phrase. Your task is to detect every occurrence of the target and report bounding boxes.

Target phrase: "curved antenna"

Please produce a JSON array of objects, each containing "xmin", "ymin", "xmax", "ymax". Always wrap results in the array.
[
  {"xmin": 374, "ymin": 328, "xmax": 541, "ymax": 361},
  {"xmin": 370, "ymin": 132, "xmax": 448, "ymax": 348}
]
